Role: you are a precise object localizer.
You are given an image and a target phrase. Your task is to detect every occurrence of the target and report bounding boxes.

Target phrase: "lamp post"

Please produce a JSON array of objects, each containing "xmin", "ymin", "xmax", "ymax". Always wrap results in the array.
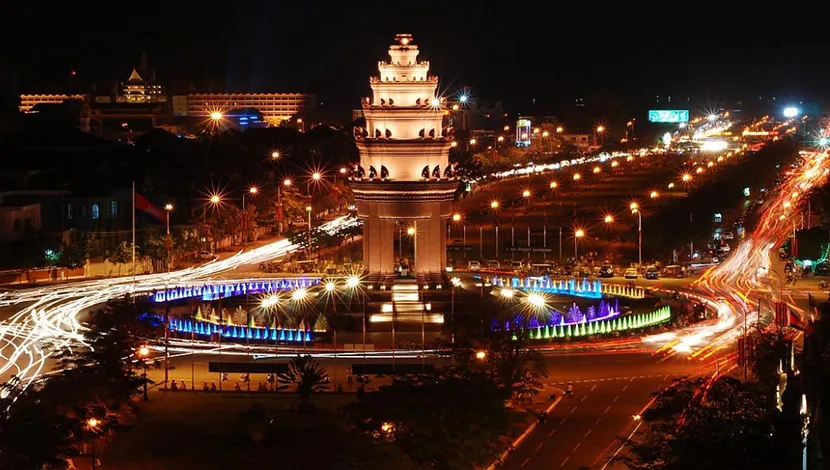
[
  {"xmin": 490, "ymin": 201, "xmax": 500, "ymax": 260},
  {"xmin": 241, "ymin": 186, "xmax": 258, "ymax": 247},
  {"xmin": 450, "ymin": 277, "xmax": 461, "ymax": 346},
  {"xmin": 306, "ymin": 205, "xmax": 313, "ymax": 258},
  {"xmin": 574, "ymin": 228, "xmax": 585, "ymax": 261},
  {"xmin": 277, "ymin": 179, "xmax": 291, "ymax": 235},
  {"xmin": 522, "ymin": 190, "xmax": 531, "ymax": 260},
  {"xmin": 164, "ymin": 203, "xmax": 173, "ymax": 273},
  {"xmin": 87, "ymin": 418, "xmax": 100, "ymax": 470},
  {"xmin": 630, "ymin": 202, "xmax": 642, "ymax": 267},
  {"xmin": 138, "ymin": 345, "xmax": 149, "ymax": 401}
]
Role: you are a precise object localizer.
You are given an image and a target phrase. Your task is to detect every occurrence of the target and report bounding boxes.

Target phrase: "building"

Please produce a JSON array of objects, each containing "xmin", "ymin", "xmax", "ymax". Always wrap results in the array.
[
  {"xmin": 19, "ymin": 94, "xmax": 84, "ymax": 113},
  {"xmin": 351, "ymin": 34, "xmax": 458, "ymax": 275},
  {"xmin": 0, "ymin": 203, "xmax": 41, "ymax": 242},
  {"xmin": 181, "ymin": 93, "xmax": 316, "ymax": 126},
  {"xmin": 120, "ymin": 68, "xmax": 166, "ymax": 103}
]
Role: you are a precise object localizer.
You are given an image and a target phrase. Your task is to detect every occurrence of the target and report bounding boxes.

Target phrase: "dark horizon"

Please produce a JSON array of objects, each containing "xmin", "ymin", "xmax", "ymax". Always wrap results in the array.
[{"xmin": 5, "ymin": 2, "xmax": 827, "ymax": 118}]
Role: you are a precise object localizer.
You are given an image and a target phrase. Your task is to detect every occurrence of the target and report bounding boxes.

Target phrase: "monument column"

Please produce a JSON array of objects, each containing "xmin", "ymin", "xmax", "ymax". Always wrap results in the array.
[{"xmin": 350, "ymin": 34, "xmax": 458, "ymax": 279}]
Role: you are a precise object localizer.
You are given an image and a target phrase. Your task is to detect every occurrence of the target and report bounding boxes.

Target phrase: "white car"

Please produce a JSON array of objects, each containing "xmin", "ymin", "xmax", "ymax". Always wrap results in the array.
[
  {"xmin": 468, "ymin": 261, "xmax": 481, "ymax": 271},
  {"xmin": 624, "ymin": 268, "xmax": 638, "ymax": 279}
]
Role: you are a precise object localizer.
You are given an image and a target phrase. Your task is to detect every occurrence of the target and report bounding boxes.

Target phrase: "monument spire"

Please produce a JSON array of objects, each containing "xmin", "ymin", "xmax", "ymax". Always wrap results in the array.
[{"xmin": 351, "ymin": 34, "xmax": 458, "ymax": 277}]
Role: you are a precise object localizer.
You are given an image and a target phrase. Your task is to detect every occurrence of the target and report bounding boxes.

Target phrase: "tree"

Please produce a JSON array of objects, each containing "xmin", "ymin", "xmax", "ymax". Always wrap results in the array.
[
  {"xmin": 622, "ymin": 376, "xmax": 786, "ymax": 470},
  {"xmin": 57, "ymin": 232, "xmax": 88, "ymax": 268},
  {"xmin": 484, "ymin": 328, "xmax": 548, "ymax": 402},
  {"xmin": 347, "ymin": 371, "xmax": 511, "ymax": 469},
  {"xmin": 107, "ymin": 241, "xmax": 132, "ymax": 265},
  {"xmin": 55, "ymin": 296, "xmax": 155, "ymax": 409},
  {"xmin": 0, "ymin": 381, "xmax": 78, "ymax": 470},
  {"xmin": 278, "ymin": 355, "xmax": 329, "ymax": 407}
]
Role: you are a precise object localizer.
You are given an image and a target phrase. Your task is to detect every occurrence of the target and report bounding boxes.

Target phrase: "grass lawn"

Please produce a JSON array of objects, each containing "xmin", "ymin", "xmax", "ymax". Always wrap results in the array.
[{"xmin": 103, "ymin": 391, "xmax": 379, "ymax": 470}]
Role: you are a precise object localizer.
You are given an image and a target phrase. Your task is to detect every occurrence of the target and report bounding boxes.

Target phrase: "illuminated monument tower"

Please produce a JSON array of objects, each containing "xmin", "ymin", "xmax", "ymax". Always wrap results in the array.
[{"xmin": 352, "ymin": 34, "xmax": 458, "ymax": 276}]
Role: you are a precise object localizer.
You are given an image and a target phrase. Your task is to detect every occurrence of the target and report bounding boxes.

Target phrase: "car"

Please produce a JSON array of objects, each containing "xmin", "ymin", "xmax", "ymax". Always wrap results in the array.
[
  {"xmin": 486, "ymin": 260, "xmax": 501, "ymax": 270},
  {"xmin": 645, "ymin": 266, "xmax": 659, "ymax": 279},
  {"xmin": 468, "ymin": 260, "xmax": 481, "ymax": 271},
  {"xmin": 624, "ymin": 268, "xmax": 638, "ymax": 279},
  {"xmin": 599, "ymin": 265, "xmax": 615, "ymax": 278}
]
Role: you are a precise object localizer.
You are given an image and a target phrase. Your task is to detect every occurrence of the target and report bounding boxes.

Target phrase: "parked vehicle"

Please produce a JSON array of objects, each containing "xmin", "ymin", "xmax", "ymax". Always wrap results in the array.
[
  {"xmin": 624, "ymin": 267, "xmax": 638, "ymax": 279},
  {"xmin": 468, "ymin": 260, "xmax": 481, "ymax": 271},
  {"xmin": 599, "ymin": 264, "xmax": 615, "ymax": 278},
  {"xmin": 645, "ymin": 266, "xmax": 659, "ymax": 280}
]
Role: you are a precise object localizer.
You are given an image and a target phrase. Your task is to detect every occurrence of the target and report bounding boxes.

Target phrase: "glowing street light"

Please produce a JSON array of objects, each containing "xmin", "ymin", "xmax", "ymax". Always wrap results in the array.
[
  {"xmin": 604, "ymin": 214, "xmax": 614, "ymax": 224},
  {"xmin": 526, "ymin": 292, "xmax": 547, "ymax": 308},
  {"xmin": 138, "ymin": 345, "xmax": 150, "ymax": 401},
  {"xmin": 490, "ymin": 200, "xmax": 499, "ymax": 210},
  {"xmin": 451, "ymin": 141, "xmax": 458, "ymax": 147},
  {"xmin": 339, "ymin": 167, "xmax": 348, "ymax": 175},
  {"xmin": 283, "ymin": 178, "xmax": 292, "ymax": 187},
  {"xmin": 556, "ymin": 126, "xmax": 564, "ymax": 133},
  {"xmin": 88, "ymin": 418, "xmax": 99, "ymax": 428},
  {"xmin": 470, "ymin": 138, "xmax": 477, "ymax": 145},
  {"xmin": 593, "ymin": 166, "xmax": 601, "ymax": 174},
  {"xmin": 650, "ymin": 190, "xmax": 659, "ymax": 199},
  {"xmin": 292, "ymin": 288, "xmax": 308, "ymax": 301},
  {"xmin": 574, "ymin": 228, "xmax": 585, "ymax": 259},
  {"xmin": 346, "ymin": 276, "xmax": 360, "ymax": 288},
  {"xmin": 596, "ymin": 125, "xmax": 605, "ymax": 133},
  {"xmin": 631, "ymin": 203, "xmax": 643, "ymax": 266},
  {"xmin": 271, "ymin": 151, "xmax": 280, "ymax": 159},
  {"xmin": 500, "ymin": 288, "xmax": 514, "ymax": 299},
  {"xmin": 209, "ymin": 195, "xmax": 220, "ymax": 204},
  {"xmin": 497, "ymin": 135, "xmax": 505, "ymax": 142},
  {"xmin": 611, "ymin": 160, "xmax": 619, "ymax": 168},
  {"xmin": 475, "ymin": 350, "xmax": 487, "ymax": 360},
  {"xmin": 549, "ymin": 181, "xmax": 558, "ymax": 189},
  {"xmin": 407, "ymin": 226, "xmax": 416, "ymax": 236},
  {"xmin": 312, "ymin": 172, "xmax": 322, "ymax": 181},
  {"xmin": 573, "ymin": 173, "xmax": 581, "ymax": 181},
  {"xmin": 452, "ymin": 213, "xmax": 462, "ymax": 222},
  {"xmin": 682, "ymin": 173, "xmax": 692, "ymax": 182},
  {"xmin": 668, "ymin": 182, "xmax": 675, "ymax": 189},
  {"xmin": 210, "ymin": 111, "xmax": 223, "ymax": 121},
  {"xmin": 522, "ymin": 189, "xmax": 531, "ymax": 198}
]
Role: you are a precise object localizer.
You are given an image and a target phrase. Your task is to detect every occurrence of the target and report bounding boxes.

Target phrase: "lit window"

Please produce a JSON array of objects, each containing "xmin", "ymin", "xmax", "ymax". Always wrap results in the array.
[
  {"xmin": 91, "ymin": 204, "xmax": 100, "ymax": 220},
  {"xmin": 67, "ymin": 204, "xmax": 73, "ymax": 219},
  {"xmin": 111, "ymin": 201, "xmax": 118, "ymax": 216}
]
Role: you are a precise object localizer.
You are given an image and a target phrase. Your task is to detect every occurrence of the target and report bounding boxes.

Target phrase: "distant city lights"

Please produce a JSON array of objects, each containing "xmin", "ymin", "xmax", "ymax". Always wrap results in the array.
[{"xmin": 783, "ymin": 107, "xmax": 800, "ymax": 118}]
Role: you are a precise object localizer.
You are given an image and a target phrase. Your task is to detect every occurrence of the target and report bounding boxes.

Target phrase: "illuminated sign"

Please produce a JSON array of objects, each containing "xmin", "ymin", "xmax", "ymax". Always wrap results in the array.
[
  {"xmin": 648, "ymin": 110, "xmax": 690, "ymax": 123},
  {"xmin": 516, "ymin": 119, "xmax": 532, "ymax": 147}
]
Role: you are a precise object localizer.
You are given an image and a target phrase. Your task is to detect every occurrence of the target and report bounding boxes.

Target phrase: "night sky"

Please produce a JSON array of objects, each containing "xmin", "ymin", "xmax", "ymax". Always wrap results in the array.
[{"xmin": 5, "ymin": 2, "xmax": 828, "ymax": 117}]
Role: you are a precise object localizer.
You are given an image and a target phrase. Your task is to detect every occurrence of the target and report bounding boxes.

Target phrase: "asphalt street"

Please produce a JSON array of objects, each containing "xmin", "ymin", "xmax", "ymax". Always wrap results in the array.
[{"xmin": 503, "ymin": 352, "xmax": 708, "ymax": 470}]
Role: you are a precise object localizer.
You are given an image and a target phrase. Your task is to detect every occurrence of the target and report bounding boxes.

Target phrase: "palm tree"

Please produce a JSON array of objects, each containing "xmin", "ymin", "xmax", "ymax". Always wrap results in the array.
[{"xmin": 278, "ymin": 355, "xmax": 329, "ymax": 408}]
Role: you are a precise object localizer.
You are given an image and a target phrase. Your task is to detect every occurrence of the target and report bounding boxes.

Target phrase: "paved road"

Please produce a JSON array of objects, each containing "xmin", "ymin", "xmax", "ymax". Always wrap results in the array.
[{"xmin": 503, "ymin": 352, "xmax": 708, "ymax": 470}]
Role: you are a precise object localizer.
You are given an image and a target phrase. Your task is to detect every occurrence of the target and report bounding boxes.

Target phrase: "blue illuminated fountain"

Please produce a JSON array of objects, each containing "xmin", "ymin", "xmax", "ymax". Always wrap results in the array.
[
  {"xmin": 149, "ymin": 277, "xmax": 321, "ymax": 303},
  {"xmin": 145, "ymin": 313, "xmax": 314, "ymax": 344},
  {"xmin": 492, "ymin": 276, "xmax": 603, "ymax": 299}
]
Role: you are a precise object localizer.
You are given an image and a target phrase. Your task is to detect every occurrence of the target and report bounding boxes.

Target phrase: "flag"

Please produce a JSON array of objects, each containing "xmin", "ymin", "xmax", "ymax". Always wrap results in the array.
[{"xmin": 135, "ymin": 193, "xmax": 166, "ymax": 222}]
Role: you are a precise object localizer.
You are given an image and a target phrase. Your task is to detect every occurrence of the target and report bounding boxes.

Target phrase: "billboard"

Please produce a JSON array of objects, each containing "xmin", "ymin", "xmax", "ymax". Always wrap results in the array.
[
  {"xmin": 648, "ymin": 110, "xmax": 690, "ymax": 123},
  {"xmin": 516, "ymin": 119, "xmax": 531, "ymax": 146}
]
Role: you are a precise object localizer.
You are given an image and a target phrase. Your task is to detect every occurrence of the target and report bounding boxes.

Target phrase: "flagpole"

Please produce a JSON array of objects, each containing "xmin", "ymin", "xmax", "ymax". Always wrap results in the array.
[{"xmin": 132, "ymin": 181, "xmax": 136, "ymax": 289}]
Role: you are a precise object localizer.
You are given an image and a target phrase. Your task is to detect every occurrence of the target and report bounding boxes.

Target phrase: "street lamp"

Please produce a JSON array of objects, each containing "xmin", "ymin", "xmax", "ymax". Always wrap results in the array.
[
  {"xmin": 522, "ymin": 190, "xmax": 532, "ymax": 258},
  {"xmin": 450, "ymin": 277, "xmax": 461, "ymax": 345},
  {"xmin": 650, "ymin": 190, "xmax": 659, "ymax": 199},
  {"xmin": 475, "ymin": 350, "xmax": 487, "ymax": 360},
  {"xmin": 210, "ymin": 194, "xmax": 220, "ymax": 204},
  {"xmin": 210, "ymin": 111, "xmax": 222, "ymax": 121},
  {"xmin": 242, "ymin": 187, "xmax": 258, "ymax": 247},
  {"xmin": 306, "ymin": 205, "xmax": 313, "ymax": 257},
  {"xmin": 271, "ymin": 151, "xmax": 280, "ymax": 160},
  {"xmin": 164, "ymin": 204, "xmax": 173, "ymax": 235},
  {"xmin": 490, "ymin": 200, "xmax": 500, "ymax": 259},
  {"xmin": 549, "ymin": 181, "xmax": 558, "ymax": 190},
  {"xmin": 87, "ymin": 418, "xmax": 100, "ymax": 470},
  {"xmin": 574, "ymin": 228, "xmax": 585, "ymax": 260},
  {"xmin": 138, "ymin": 345, "xmax": 150, "ymax": 401},
  {"xmin": 631, "ymin": 202, "xmax": 643, "ymax": 267}
]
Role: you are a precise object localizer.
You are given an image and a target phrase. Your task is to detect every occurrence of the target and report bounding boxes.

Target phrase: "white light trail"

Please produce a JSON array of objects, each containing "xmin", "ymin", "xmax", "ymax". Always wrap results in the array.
[{"xmin": 0, "ymin": 216, "xmax": 358, "ymax": 392}]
